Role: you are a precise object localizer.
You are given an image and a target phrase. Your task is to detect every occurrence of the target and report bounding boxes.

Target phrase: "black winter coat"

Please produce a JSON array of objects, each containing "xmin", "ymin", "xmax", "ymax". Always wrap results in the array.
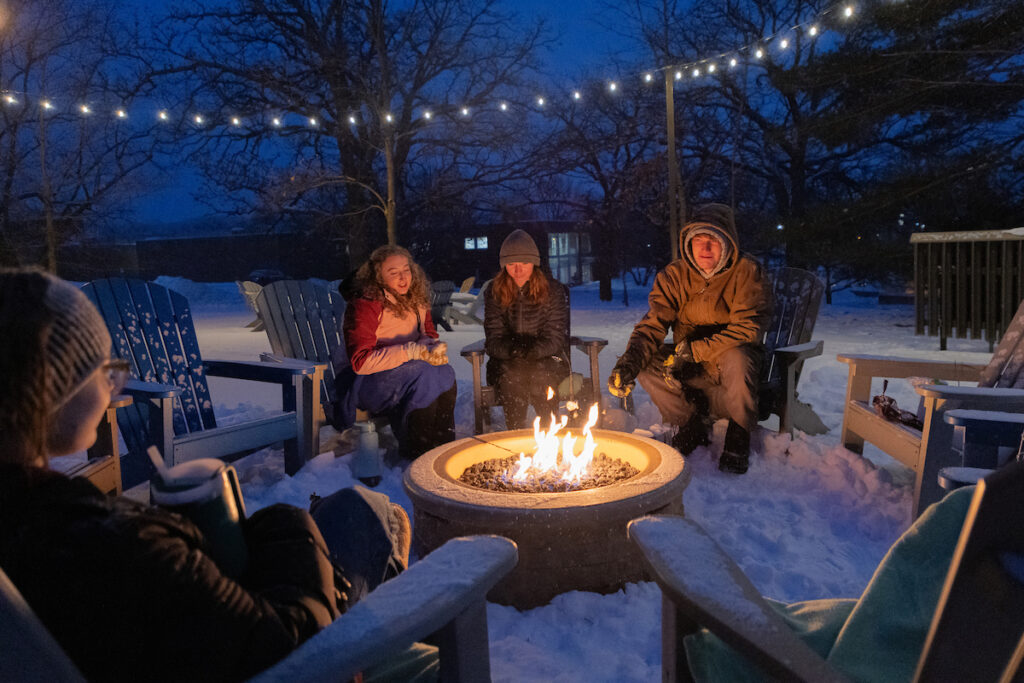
[
  {"xmin": 0, "ymin": 463, "xmax": 344, "ymax": 683},
  {"xmin": 483, "ymin": 274, "xmax": 569, "ymax": 361}
]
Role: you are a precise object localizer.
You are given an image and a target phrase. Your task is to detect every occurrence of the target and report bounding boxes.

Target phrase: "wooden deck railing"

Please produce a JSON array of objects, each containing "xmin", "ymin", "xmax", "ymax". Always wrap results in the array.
[{"xmin": 912, "ymin": 229, "xmax": 1024, "ymax": 350}]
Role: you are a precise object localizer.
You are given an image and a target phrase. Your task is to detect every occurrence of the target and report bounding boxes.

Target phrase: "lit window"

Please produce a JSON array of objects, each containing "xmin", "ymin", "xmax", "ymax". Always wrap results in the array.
[
  {"xmin": 464, "ymin": 237, "xmax": 476, "ymax": 250},
  {"xmin": 476, "ymin": 236, "xmax": 488, "ymax": 249}
]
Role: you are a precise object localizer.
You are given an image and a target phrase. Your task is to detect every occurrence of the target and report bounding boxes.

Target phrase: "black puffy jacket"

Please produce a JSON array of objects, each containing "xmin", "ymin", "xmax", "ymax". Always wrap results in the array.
[
  {"xmin": 0, "ymin": 463, "xmax": 343, "ymax": 683},
  {"xmin": 483, "ymin": 274, "xmax": 569, "ymax": 361}
]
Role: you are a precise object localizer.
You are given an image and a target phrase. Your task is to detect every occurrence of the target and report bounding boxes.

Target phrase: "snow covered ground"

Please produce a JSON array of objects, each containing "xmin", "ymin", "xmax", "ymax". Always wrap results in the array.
[{"xmin": 146, "ymin": 275, "xmax": 992, "ymax": 682}]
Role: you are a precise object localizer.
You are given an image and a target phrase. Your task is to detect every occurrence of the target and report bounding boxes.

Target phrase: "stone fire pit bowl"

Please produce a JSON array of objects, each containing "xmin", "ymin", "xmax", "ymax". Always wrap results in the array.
[{"xmin": 403, "ymin": 428, "xmax": 691, "ymax": 609}]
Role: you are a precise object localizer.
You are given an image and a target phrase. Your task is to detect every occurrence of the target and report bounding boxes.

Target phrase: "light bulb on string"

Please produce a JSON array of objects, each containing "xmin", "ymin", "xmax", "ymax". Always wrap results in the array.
[
  {"xmin": 729, "ymin": 58, "xmax": 737, "ymax": 68},
  {"xmin": 644, "ymin": 73, "xmax": 653, "ymax": 83},
  {"xmin": 461, "ymin": 106, "xmax": 469, "ymax": 116},
  {"xmin": 844, "ymin": 5, "xmax": 854, "ymax": 18},
  {"xmin": 157, "ymin": 110, "xmax": 168, "ymax": 121},
  {"xmin": 308, "ymin": 117, "xmax": 317, "ymax": 126},
  {"xmin": 500, "ymin": 101, "xmax": 508, "ymax": 111},
  {"xmin": 348, "ymin": 115, "xmax": 357, "ymax": 125},
  {"xmin": 707, "ymin": 63, "xmax": 716, "ymax": 73},
  {"xmin": 608, "ymin": 81, "xmax": 617, "ymax": 92},
  {"xmin": 271, "ymin": 117, "xmax": 281, "ymax": 126},
  {"xmin": 193, "ymin": 114, "xmax": 204, "ymax": 125},
  {"xmin": 79, "ymin": 104, "xmax": 90, "ymax": 114},
  {"xmin": 755, "ymin": 48, "xmax": 764, "ymax": 59},
  {"xmin": 115, "ymin": 109, "xmax": 127, "ymax": 119},
  {"xmin": 572, "ymin": 90, "xmax": 582, "ymax": 100},
  {"xmin": 422, "ymin": 110, "xmax": 432, "ymax": 120},
  {"xmin": 809, "ymin": 25, "xmax": 819, "ymax": 37},
  {"xmin": 779, "ymin": 38, "xmax": 789, "ymax": 49},
  {"xmin": 536, "ymin": 96, "xmax": 545, "ymax": 106},
  {"xmin": 384, "ymin": 113, "xmax": 393, "ymax": 123},
  {"xmin": 675, "ymin": 70, "xmax": 682, "ymax": 80},
  {"xmin": 231, "ymin": 116, "xmax": 241, "ymax": 126},
  {"xmin": 4, "ymin": 94, "xmax": 17, "ymax": 105},
  {"xmin": 692, "ymin": 67, "xmax": 700, "ymax": 78},
  {"xmin": 41, "ymin": 100, "xmax": 54, "ymax": 111}
]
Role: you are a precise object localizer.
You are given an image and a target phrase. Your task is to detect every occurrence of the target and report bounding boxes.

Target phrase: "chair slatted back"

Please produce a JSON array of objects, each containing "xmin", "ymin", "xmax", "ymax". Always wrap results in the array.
[
  {"xmin": 915, "ymin": 461, "xmax": 1024, "ymax": 681},
  {"xmin": 761, "ymin": 267, "xmax": 824, "ymax": 386},
  {"xmin": 981, "ymin": 298, "xmax": 1024, "ymax": 390},
  {"xmin": 83, "ymin": 278, "xmax": 215, "ymax": 451},
  {"xmin": 255, "ymin": 280, "xmax": 346, "ymax": 403}
]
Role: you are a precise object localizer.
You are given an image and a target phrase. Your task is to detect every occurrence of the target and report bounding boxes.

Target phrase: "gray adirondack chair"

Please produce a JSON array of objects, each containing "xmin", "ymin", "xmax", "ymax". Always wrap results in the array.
[
  {"xmin": 628, "ymin": 460, "xmax": 1024, "ymax": 683},
  {"xmin": 461, "ymin": 281, "xmax": 608, "ymax": 434},
  {"xmin": 759, "ymin": 267, "xmax": 827, "ymax": 435},
  {"xmin": 236, "ymin": 280, "xmax": 265, "ymax": 331},
  {"xmin": 0, "ymin": 534, "xmax": 518, "ymax": 683},
  {"xmin": 252, "ymin": 279, "xmax": 342, "ymax": 430},
  {"xmin": 937, "ymin": 409, "xmax": 1024, "ymax": 491},
  {"xmin": 838, "ymin": 297, "xmax": 1024, "ymax": 517},
  {"xmin": 430, "ymin": 280, "xmax": 456, "ymax": 332},
  {"xmin": 82, "ymin": 278, "xmax": 320, "ymax": 489}
]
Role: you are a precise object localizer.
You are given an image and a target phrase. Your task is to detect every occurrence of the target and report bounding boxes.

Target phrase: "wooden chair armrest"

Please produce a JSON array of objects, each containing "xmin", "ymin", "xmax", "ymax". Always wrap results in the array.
[
  {"xmin": 943, "ymin": 410, "xmax": 1024, "ymax": 448},
  {"xmin": 203, "ymin": 359, "xmax": 319, "ymax": 383},
  {"xmin": 460, "ymin": 338, "xmax": 486, "ymax": 358},
  {"xmin": 628, "ymin": 515, "xmax": 848, "ymax": 683},
  {"xmin": 258, "ymin": 353, "xmax": 329, "ymax": 372},
  {"xmin": 570, "ymin": 335, "xmax": 608, "ymax": 351},
  {"xmin": 836, "ymin": 354, "xmax": 985, "ymax": 382},
  {"xmin": 915, "ymin": 386, "xmax": 1024, "ymax": 404},
  {"xmin": 251, "ymin": 535, "xmax": 518, "ymax": 683},
  {"xmin": 122, "ymin": 378, "xmax": 180, "ymax": 400},
  {"xmin": 774, "ymin": 340, "xmax": 823, "ymax": 364}
]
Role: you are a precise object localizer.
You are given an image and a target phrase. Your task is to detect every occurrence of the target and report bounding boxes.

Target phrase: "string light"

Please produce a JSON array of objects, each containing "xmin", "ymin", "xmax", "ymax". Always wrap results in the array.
[
  {"xmin": 644, "ymin": 73, "xmax": 653, "ymax": 82},
  {"xmin": 79, "ymin": 104, "xmax": 91, "ymax": 114},
  {"xmin": 230, "ymin": 116, "xmax": 241, "ymax": 126},
  {"xmin": 4, "ymin": 95, "xmax": 16, "ymax": 105},
  {"xmin": 729, "ymin": 58, "xmax": 738, "ymax": 68},
  {"xmin": 158, "ymin": 110, "xmax": 168, "ymax": 121},
  {"xmin": 271, "ymin": 116, "xmax": 281, "ymax": 126},
  {"xmin": 193, "ymin": 114, "xmax": 204, "ymax": 125},
  {"xmin": 780, "ymin": 38, "xmax": 789, "ymax": 49},
  {"xmin": 572, "ymin": 90, "xmax": 582, "ymax": 100},
  {"xmin": 755, "ymin": 48, "xmax": 764, "ymax": 59},
  {"xmin": 692, "ymin": 67, "xmax": 700, "ymax": 77},
  {"xmin": 675, "ymin": 70, "xmax": 682, "ymax": 80},
  {"xmin": 844, "ymin": 5, "xmax": 854, "ymax": 18},
  {"xmin": 500, "ymin": 102, "xmax": 508, "ymax": 111},
  {"xmin": 809, "ymin": 25, "xmax": 819, "ymax": 36},
  {"xmin": 384, "ymin": 113, "xmax": 393, "ymax": 123},
  {"xmin": 308, "ymin": 116, "xmax": 317, "ymax": 126},
  {"xmin": 536, "ymin": 96, "xmax": 545, "ymax": 106},
  {"xmin": 707, "ymin": 63, "xmax": 716, "ymax": 73},
  {"xmin": 41, "ymin": 100, "xmax": 54, "ymax": 110},
  {"xmin": 461, "ymin": 107, "xmax": 469, "ymax": 116},
  {"xmin": 348, "ymin": 115, "xmax": 357, "ymax": 124},
  {"xmin": 422, "ymin": 110, "xmax": 432, "ymax": 120},
  {"xmin": 608, "ymin": 81, "xmax": 617, "ymax": 92}
]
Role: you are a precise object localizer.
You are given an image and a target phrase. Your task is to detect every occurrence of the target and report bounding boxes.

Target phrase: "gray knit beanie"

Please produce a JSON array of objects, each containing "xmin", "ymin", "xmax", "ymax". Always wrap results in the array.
[
  {"xmin": 42, "ymin": 274, "xmax": 112, "ymax": 410},
  {"xmin": 499, "ymin": 229, "xmax": 541, "ymax": 267}
]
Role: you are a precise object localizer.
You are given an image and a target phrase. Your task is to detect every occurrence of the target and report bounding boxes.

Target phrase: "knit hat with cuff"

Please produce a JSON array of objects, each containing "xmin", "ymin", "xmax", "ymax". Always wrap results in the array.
[
  {"xmin": 499, "ymin": 229, "xmax": 541, "ymax": 267},
  {"xmin": 41, "ymin": 273, "xmax": 112, "ymax": 411}
]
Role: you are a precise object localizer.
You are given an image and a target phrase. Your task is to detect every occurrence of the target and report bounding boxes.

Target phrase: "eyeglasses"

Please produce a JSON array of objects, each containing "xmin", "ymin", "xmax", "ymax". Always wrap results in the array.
[{"xmin": 102, "ymin": 359, "xmax": 132, "ymax": 395}]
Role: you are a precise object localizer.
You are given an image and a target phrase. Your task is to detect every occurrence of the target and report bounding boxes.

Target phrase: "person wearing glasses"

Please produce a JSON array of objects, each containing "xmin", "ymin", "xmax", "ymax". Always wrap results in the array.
[{"xmin": 0, "ymin": 268, "xmax": 436, "ymax": 682}]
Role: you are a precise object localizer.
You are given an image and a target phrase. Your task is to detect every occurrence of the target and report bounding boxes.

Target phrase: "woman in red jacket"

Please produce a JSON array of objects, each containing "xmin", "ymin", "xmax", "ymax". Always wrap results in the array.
[
  {"xmin": 334, "ymin": 245, "xmax": 456, "ymax": 460},
  {"xmin": 0, "ymin": 268, "xmax": 434, "ymax": 682}
]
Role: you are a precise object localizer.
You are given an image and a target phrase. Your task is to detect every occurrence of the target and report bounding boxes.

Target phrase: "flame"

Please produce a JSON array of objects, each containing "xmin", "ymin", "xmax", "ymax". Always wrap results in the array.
[
  {"xmin": 511, "ymin": 403, "xmax": 600, "ymax": 485},
  {"xmin": 546, "ymin": 386, "xmax": 554, "ymax": 400}
]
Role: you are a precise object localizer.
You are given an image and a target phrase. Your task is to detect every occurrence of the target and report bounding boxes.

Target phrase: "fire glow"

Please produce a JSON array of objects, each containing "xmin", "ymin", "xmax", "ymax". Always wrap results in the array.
[{"xmin": 511, "ymin": 402, "xmax": 601, "ymax": 485}]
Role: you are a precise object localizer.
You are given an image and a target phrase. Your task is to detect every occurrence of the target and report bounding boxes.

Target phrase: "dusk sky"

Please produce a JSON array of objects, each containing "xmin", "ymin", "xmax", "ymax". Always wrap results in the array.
[{"xmin": 129, "ymin": 0, "xmax": 638, "ymax": 227}]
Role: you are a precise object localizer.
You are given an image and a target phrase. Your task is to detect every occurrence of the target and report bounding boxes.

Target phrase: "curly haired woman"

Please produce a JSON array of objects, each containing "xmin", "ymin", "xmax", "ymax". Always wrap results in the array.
[
  {"xmin": 334, "ymin": 245, "xmax": 456, "ymax": 460},
  {"xmin": 484, "ymin": 230, "xmax": 570, "ymax": 429}
]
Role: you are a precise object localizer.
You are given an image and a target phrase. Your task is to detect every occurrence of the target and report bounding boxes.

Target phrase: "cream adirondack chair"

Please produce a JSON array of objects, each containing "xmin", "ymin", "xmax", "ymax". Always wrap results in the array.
[
  {"xmin": 838, "ymin": 298, "xmax": 1024, "ymax": 517},
  {"xmin": 0, "ymin": 535, "xmax": 517, "ymax": 683}
]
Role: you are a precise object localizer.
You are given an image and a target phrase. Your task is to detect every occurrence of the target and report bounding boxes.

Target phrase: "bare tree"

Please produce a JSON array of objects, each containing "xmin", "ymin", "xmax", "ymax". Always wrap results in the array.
[
  {"xmin": 0, "ymin": 0, "xmax": 162, "ymax": 271},
  {"xmin": 154, "ymin": 0, "xmax": 549, "ymax": 265}
]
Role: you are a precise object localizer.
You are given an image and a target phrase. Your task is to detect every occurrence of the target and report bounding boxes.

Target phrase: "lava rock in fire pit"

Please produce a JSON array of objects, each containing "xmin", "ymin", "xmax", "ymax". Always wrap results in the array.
[{"xmin": 458, "ymin": 452, "xmax": 640, "ymax": 493}]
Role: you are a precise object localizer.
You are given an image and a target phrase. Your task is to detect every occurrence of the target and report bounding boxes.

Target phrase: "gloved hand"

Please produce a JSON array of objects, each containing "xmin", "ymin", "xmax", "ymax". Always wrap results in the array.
[
  {"xmin": 660, "ymin": 339, "xmax": 693, "ymax": 390},
  {"xmin": 607, "ymin": 366, "xmax": 637, "ymax": 398},
  {"xmin": 425, "ymin": 341, "xmax": 449, "ymax": 366},
  {"xmin": 508, "ymin": 334, "xmax": 528, "ymax": 359}
]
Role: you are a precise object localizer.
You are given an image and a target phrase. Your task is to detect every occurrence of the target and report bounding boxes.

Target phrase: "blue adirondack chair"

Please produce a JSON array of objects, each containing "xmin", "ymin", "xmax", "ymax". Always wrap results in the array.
[{"xmin": 82, "ymin": 278, "xmax": 321, "ymax": 488}]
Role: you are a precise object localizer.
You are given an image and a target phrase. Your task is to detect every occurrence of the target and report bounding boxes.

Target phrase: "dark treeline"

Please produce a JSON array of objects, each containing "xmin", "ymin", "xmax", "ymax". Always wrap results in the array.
[{"xmin": 1, "ymin": 0, "xmax": 1021, "ymax": 301}]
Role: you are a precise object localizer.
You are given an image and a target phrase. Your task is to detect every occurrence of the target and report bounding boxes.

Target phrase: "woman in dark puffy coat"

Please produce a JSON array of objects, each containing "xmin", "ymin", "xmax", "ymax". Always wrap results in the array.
[
  {"xmin": 0, "ymin": 268, "xmax": 434, "ymax": 683},
  {"xmin": 484, "ymin": 229, "xmax": 570, "ymax": 429}
]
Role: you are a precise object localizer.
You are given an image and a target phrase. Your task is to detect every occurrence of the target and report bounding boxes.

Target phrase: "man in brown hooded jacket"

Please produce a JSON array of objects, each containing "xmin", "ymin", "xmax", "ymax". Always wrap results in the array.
[{"xmin": 607, "ymin": 203, "xmax": 773, "ymax": 473}]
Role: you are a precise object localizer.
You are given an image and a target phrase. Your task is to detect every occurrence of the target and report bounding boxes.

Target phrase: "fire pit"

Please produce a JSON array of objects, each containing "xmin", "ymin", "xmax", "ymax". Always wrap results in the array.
[{"xmin": 403, "ymin": 411, "xmax": 691, "ymax": 609}]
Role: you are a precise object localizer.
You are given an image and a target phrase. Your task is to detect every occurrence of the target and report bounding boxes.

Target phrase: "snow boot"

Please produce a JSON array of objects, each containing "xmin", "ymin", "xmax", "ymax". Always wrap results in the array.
[
  {"xmin": 718, "ymin": 419, "xmax": 751, "ymax": 474},
  {"xmin": 671, "ymin": 412, "xmax": 710, "ymax": 455}
]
